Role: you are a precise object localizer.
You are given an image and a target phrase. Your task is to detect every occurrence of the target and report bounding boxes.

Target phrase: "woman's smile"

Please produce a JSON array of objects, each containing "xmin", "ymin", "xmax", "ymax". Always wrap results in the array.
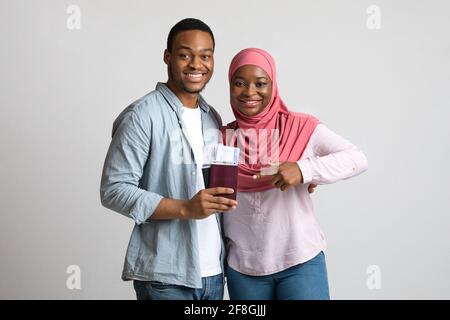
[{"xmin": 230, "ymin": 65, "xmax": 272, "ymax": 117}]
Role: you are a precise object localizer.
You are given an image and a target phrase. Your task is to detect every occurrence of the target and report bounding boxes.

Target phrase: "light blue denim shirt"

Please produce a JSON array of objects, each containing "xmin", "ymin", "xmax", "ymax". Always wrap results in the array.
[{"xmin": 100, "ymin": 83, "xmax": 224, "ymax": 288}]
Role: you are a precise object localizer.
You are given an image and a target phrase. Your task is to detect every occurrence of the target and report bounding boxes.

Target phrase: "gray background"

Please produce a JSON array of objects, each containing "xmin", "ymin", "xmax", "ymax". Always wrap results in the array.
[{"xmin": 1, "ymin": 0, "xmax": 449, "ymax": 299}]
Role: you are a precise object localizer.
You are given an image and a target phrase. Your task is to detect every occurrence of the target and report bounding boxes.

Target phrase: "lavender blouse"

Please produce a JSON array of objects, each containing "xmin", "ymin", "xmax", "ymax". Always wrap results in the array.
[{"xmin": 223, "ymin": 124, "xmax": 369, "ymax": 276}]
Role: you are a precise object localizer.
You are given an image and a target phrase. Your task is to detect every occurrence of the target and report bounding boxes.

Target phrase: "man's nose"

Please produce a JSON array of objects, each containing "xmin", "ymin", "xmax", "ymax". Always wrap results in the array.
[{"xmin": 189, "ymin": 56, "xmax": 202, "ymax": 69}]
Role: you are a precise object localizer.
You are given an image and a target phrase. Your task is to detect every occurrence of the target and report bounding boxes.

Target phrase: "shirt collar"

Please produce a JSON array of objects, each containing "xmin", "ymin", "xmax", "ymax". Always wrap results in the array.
[{"xmin": 156, "ymin": 82, "xmax": 210, "ymax": 113}]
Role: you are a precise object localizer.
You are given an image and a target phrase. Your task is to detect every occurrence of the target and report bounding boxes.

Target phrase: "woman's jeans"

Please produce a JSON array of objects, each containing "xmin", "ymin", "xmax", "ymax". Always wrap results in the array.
[
  {"xmin": 226, "ymin": 251, "xmax": 330, "ymax": 300},
  {"xmin": 133, "ymin": 273, "xmax": 224, "ymax": 300}
]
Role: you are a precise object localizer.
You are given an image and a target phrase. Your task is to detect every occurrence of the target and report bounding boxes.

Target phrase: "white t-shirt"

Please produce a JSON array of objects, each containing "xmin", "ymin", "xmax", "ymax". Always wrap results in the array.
[{"xmin": 181, "ymin": 106, "xmax": 222, "ymax": 277}]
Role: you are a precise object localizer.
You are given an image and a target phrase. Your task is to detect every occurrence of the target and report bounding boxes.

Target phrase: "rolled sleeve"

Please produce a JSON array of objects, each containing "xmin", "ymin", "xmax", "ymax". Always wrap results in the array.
[{"xmin": 100, "ymin": 110, "xmax": 163, "ymax": 224}]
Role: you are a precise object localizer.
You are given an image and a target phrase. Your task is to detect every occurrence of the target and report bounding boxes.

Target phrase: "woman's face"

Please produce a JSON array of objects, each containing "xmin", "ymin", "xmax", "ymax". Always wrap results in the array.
[{"xmin": 230, "ymin": 65, "xmax": 273, "ymax": 117}]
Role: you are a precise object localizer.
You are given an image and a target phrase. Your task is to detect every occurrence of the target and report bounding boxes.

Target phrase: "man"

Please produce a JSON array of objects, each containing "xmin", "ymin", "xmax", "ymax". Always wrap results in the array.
[{"xmin": 100, "ymin": 18, "xmax": 237, "ymax": 300}]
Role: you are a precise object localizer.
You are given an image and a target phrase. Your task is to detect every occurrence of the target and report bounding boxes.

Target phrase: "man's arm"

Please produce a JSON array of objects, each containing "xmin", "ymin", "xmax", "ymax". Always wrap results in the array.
[
  {"xmin": 100, "ymin": 109, "xmax": 163, "ymax": 224},
  {"xmin": 100, "ymin": 109, "xmax": 237, "ymax": 223},
  {"xmin": 150, "ymin": 188, "xmax": 237, "ymax": 220}
]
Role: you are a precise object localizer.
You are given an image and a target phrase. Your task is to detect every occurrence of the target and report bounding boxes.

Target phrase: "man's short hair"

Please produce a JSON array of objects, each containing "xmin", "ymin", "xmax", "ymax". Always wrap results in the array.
[{"xmin": 167, "ymin": 18, "xmax": 215, "ymax": 52}]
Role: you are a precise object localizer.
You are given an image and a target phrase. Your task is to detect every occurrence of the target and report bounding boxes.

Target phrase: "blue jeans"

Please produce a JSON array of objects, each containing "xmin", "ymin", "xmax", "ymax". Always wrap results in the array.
[
  {"xmin": 226, "ymin": 251, "xmax": 330, "ymax": 300},
  {"xmin": 133, "ymin": 274, "xmax": 224, "ymax": 300}
]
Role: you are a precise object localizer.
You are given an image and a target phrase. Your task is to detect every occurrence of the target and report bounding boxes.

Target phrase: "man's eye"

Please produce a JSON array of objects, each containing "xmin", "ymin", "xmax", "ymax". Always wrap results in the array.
[
  {"xmin": 201, "ymin": 55, "xmax": 210, "ymax": 61},
  {"xmin": 179, "ymin": 54, "xmax": 189, "ymax": 60}
]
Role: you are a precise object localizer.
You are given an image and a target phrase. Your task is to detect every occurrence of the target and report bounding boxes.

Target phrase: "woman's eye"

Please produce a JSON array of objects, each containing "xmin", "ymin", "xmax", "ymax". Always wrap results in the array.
[
  {"xmin": 256, "ymin": 82, "xmax": 267, "ymax": 88},
  {"xmin": 234, "ymin": 81, "xmax": 244, "ymax": 87}
]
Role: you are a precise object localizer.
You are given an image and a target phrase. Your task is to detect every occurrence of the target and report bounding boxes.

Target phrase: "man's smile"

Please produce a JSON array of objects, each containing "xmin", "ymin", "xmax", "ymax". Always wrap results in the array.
[{"xmin": 184, "ymin": 72, "xmax": 207, "ymax": 82}]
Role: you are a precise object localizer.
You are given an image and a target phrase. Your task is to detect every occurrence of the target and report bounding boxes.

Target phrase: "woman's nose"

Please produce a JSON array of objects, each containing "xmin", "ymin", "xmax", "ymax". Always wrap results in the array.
[{"xmin": 244, "ymin": 83, "xmax": 257, "ymax": 96}]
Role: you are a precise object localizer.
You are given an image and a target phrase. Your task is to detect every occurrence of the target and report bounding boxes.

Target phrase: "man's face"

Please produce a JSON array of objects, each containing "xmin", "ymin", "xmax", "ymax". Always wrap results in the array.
[{"xmin": 164, "ymin": 30, "xmax": 214, "ymax": 95}]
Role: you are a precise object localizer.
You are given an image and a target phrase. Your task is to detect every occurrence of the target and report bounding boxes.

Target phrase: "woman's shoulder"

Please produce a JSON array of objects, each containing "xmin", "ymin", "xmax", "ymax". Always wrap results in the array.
[
  {"xmin": 287, "ymin": 111, "xmax": 318, "ymax": 120},
  {"xmin": 283, "ymin": 111, "xmax": 321, "ymax": 127}
]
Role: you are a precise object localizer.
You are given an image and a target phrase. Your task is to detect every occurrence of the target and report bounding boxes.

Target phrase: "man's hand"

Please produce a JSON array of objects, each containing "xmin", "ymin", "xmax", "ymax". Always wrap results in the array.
[
  {"xmin": 254, "ymin": 162, "xmax": 305, "ymax": 192},
  {"xmin": 181, "ymin": 187, "xmax": 237, "ymax": 219}
]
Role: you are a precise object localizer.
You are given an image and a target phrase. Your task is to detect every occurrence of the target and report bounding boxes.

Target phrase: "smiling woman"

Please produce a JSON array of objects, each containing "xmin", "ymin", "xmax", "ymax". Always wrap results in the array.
[
  {"xmin": 222, "ymin": 48, "xmax": 369, "ymax": 300},
  {"xmin": 230, "ymin": 65, "xmax": 273, "ymax": 117}
]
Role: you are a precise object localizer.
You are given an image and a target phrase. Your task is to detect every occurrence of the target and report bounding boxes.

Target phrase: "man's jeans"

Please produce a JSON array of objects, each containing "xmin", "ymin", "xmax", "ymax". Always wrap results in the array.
[
  {"xmin": 133, "ymin": 274, "xmax": 224, "ymax": 300},
  {"xmin": 227, "ymin": 251, "xmax": 330, "ymax": 300}
]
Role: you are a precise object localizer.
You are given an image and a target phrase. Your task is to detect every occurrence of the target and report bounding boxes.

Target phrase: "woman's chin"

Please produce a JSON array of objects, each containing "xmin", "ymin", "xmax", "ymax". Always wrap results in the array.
[{"xmin": 239, "ymin": 107, "xmax": 262, "ymax": 117}]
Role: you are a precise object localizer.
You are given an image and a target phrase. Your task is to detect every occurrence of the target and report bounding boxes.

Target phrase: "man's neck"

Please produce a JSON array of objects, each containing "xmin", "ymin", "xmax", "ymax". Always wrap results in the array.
[{"xmin": 165, "ymin": 81, "xmax": 199, "ymax": 108}]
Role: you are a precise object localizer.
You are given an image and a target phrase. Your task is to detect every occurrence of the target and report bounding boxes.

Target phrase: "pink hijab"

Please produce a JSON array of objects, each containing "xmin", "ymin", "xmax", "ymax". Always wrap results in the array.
[{"xmin": 223, "ymin": 48, "xmax": 319, "ymax": 192}]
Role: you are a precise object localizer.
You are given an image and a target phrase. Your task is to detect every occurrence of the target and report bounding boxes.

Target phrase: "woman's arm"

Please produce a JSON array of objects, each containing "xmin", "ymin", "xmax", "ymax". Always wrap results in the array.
[{"xmin": 297, "ymin": 124, "xmax": 368, "ymax": 185}]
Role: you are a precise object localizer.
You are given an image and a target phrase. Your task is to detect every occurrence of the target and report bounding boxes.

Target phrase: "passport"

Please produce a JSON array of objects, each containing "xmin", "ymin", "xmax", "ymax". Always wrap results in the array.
[
  {"xmin": 208, "ymin": 163, "xmax": 238, "ymax": 200},
  {"xmin": 202, "ymin": 144, "xmax": 239, "ymax": 200}
]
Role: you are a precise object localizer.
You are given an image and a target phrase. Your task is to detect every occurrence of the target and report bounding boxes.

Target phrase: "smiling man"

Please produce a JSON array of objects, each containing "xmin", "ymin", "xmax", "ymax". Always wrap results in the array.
[{"xmin": 100, "ymin": 18, "xmax": 237, "ymax": 300}]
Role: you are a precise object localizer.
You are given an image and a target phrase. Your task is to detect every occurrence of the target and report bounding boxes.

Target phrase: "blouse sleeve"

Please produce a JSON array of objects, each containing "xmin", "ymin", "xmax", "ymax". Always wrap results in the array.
[{"xmin": 297, "ymin": 124, "xmax": 368, "ymax": 185}]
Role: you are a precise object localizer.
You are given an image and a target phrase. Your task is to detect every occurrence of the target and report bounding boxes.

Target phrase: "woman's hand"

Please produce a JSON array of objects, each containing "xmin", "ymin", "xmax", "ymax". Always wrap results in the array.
[
  {"xmin": 254, "ymin": 162, "xmax": 304, "ymax": 191},
  {"xmin": 308, "ymin": 183, "xmax": 317, "ymax": 193}
]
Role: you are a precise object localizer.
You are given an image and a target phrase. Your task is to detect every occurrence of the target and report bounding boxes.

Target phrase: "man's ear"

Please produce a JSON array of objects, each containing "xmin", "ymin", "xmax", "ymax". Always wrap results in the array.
[{"xmin": 163, "ymin": 49, "xmax": 170, "ymax": 65}]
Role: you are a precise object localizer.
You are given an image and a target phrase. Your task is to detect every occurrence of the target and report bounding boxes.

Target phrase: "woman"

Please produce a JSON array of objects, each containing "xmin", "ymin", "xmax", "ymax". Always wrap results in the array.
[{"xmin": 222, "ymin": 48, "xmax": 368, "ymax": 300}]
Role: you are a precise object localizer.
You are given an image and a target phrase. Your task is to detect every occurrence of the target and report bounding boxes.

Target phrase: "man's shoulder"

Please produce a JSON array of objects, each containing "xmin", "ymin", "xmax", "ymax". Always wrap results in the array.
[
  {"xmin": 129, "ymin": 89, "xmax": 167, "ymax": 118},
  {"xmin": 111, "ymin": 90, "xmax": 167, "ymax": 136}
]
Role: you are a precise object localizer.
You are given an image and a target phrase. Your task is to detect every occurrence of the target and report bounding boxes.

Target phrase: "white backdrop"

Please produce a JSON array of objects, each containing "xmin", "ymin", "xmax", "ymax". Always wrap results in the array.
[{"xmin": 1, "ymin": 0, "xmax": 449, "ymax": 299}]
